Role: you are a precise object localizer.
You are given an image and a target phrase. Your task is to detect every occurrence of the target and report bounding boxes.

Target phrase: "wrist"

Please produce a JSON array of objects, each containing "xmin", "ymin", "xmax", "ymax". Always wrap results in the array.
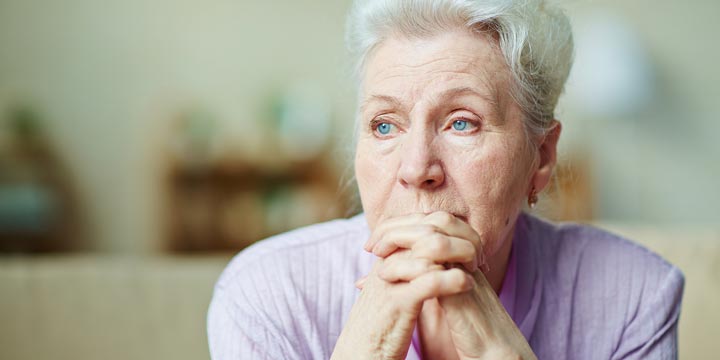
[{"xmin": 332, "ymin": 308, "xmax": 417, "ymax": 360}]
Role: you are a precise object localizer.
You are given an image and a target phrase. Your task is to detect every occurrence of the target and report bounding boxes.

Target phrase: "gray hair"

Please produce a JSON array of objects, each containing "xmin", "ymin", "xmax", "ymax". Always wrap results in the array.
[{"xmin": 345, "ymin": 0, "xmax": 574, "ymax": 139}]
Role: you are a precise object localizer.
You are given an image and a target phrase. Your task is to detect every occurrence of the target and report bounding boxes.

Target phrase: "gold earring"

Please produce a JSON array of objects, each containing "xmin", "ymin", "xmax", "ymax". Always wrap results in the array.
[{"xmin": 528, "ymin": 187, "xmax": 538, "ymax": 208}]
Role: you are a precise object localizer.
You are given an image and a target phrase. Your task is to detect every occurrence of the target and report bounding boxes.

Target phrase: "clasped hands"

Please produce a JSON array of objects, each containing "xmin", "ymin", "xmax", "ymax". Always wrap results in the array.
[{"xmin": 331, "ymin": 212, "xmax": 535, "ymax": 360}]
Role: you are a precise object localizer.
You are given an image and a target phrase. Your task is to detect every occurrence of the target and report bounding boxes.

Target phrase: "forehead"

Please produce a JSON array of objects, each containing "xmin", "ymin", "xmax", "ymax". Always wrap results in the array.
[{"xmin": 361, "ymin": 29, "xmax": 510, "ymax": 104}]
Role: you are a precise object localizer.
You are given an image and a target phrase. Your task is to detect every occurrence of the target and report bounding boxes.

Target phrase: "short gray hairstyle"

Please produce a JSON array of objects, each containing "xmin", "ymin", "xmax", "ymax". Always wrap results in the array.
[{"xmin": 345, "ymin": 0, "xmax": 574, "ymax": 139}]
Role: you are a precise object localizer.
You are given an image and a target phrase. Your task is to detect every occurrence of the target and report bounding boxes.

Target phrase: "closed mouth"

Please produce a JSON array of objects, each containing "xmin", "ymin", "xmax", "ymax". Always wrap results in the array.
[{"xmin": 453, "ymin": 214, "xmax": 469, "ymax": 223}]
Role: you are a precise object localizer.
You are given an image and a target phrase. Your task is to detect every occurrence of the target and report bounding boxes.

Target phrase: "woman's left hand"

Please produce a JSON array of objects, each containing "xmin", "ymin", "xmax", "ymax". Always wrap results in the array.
[
  {"xmin": 360, "ymin": 211, "xmax": 536, "ymax": 360},
  {"xmin": 438, "ymin": 270, "xmax": 536, "ymax": 360}
]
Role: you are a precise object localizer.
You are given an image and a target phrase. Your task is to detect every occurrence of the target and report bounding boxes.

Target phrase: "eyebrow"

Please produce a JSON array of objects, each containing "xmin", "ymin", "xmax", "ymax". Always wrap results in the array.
[
  {"xmin": 359, "ymin": 94, "xmax": 404, "ymax": 114},
  {"xmin": 360, "ymin": 86, "xmax": 498, "ymax": 114},
  {"xmin": 436, "ymin": 86, "xmax": 498, "ymax": 107}
]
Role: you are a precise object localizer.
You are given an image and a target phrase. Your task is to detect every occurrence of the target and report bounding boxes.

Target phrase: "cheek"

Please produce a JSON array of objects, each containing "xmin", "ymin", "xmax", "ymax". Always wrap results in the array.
[
  {"xmin": 457, "ymin": 146, "xmax": 525, "ymax": 201},
  {"xmin": 454, "ymin": 142, "xmax": 530, "ymax": 253},
  {"xmin": 354, "ymin": 141, "xmax": 396, "ymax": 228},
  {"xmin": 355, "ymin": 142, "xmax": 385, "ymax": 191}
]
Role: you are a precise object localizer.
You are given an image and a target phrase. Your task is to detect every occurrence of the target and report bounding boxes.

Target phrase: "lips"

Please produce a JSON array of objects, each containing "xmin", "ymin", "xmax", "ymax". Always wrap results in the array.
[
  {"xmin": 424, "ymin": 211, "xmax": 469, "ymax": 223},
  {"xmin": 453, "ymin": 214, "xmax": 469, "ymax": 223},
  {"xmin": 385, "ymin": 209, "xmax": 469, "ymax": 223}
]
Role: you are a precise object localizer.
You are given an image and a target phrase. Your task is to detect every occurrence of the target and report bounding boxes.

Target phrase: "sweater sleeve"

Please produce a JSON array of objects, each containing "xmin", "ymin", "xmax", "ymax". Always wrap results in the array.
[
  {"xmin": 207, "ymin": 285, "xmax": 302, "ymax": 360},
  {"xmin": 612, "ymin": 266, "xmax": 685, "ymax": 360}
]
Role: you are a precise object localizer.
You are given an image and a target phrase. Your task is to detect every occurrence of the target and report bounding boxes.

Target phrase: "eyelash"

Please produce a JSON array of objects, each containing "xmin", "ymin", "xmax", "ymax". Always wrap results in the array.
[
  {"xmin": 447, "ymin": 117, "xmax": 481, "ymax": 133},
  {"xmin": 369, "ymin": 118, "xmax": 397, "ymax": 137},
  {"xmin": 368, "ymin": 116, "xmax": 481, "ymax": 137}
]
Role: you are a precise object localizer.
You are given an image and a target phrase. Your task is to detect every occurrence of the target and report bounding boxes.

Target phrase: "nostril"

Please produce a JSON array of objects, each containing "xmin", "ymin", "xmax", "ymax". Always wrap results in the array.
[{"xmin": 397, "ymin": 159, "xmax": 445, "ymax": 189}]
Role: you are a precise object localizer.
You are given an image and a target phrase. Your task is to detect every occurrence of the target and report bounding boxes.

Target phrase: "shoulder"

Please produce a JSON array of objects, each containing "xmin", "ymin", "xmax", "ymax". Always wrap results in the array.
[
  {"xmin": 207, "ymin": 215, "xmax": 371, "ymax": 359},
  {"xmin": 208, "ymin": 215, "xmax": 372, "ymax": 358},
  {"xmin": 214, "ymin": 214, "xmax": 371, "ymax": 291},
  {"xmin": 525, "ymin": 213, "xmax": 684, "ymax": 356},
  {"xmin": 524, "ymin": 212, "xmax": 683, "ymax": 289}
]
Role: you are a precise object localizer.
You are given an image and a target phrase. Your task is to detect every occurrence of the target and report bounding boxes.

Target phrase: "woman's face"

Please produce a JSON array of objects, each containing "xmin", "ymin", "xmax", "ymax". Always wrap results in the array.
[{"xmin": 355, "ymin": 28, "xmax": 542, "ymax": 258}]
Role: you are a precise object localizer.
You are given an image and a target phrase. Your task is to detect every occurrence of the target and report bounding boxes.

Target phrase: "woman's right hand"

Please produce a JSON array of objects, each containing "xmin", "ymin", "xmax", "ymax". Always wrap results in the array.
[{"xmin": 331, "ymin": 215, "xmax": 476, "ymax": 360}]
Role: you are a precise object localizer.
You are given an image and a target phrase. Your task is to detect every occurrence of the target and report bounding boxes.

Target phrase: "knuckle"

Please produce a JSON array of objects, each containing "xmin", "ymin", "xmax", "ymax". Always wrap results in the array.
[
  {"xmin": 375, "ymin": 222, "xmax": 390, "ymax": 236},
  {"xmin": 420, "ymin": 224, "xmax": 438, "ymax": 237},
  {"xmin": 425, "ymin": 274, "xmax": 442, "ymax": 293},
  {"xmin": 416, "ymin": 257, "xmax": 443, "ymax": 272},
  {"xmin": 432, "ymin": 211, "xmax": 454, "ymax": 227},
  {"xmin": 429, "ymin": 264, "xmax": 445, "ymax": 272},
  {"xmin": 429, "ymin": 235, "xmax": 451, "ymax": 254},
  {"xmin": 394, "ymin": 248, "xmax": 411, "ymax": 260},
  {"xmin": 464, "ymin": 242, "xmax": 477, "ymax": 261},
  {"xmin": 378, "ymin": 265, "xmax": 391, "ymax": 279},
  {"xmin": 417, "ymin": 258, "xmax": 434, "ymax": 269},
  {"xmin": 448, "ymin": 269, "xmax": 470, "ymax": 289},
  {"xmin": 381, "ymin": 254, "xmax": 394, "ymax": 265}
]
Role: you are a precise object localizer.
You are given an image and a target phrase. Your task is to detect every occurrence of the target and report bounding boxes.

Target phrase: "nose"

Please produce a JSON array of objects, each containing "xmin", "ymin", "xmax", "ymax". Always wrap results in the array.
[{"xmin": 397, "ymin": 130, "xmax": 445, "ymax": 190}]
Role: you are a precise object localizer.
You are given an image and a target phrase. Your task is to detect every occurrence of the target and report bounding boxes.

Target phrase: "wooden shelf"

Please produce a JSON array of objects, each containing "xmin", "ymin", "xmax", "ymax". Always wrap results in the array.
[{"xmin": 165, "ymin": 156, "xmax": 352, "ymax": 253}]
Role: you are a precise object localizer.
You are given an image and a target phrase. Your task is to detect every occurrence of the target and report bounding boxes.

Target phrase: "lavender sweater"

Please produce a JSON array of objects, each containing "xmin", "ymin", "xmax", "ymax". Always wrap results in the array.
[{"xmin": 207, "ymin": 212, "xmax": 684, "ymax": 359}]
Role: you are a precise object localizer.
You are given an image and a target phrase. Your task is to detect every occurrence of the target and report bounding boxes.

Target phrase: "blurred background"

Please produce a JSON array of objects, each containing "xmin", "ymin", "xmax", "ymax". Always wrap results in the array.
[{"xmin": 0, "ymin": 0, "xmax": 718, "ymax": 359}]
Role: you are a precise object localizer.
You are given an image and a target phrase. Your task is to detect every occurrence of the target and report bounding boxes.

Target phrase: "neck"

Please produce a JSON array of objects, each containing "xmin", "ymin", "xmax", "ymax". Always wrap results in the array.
[{"xmin": 486, "ymin": 222, "xmax": 516, "ymax": 294}]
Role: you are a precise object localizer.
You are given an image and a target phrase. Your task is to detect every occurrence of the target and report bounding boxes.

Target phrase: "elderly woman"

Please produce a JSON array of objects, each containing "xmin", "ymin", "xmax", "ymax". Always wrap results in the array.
[{"xmin": 208, "ymin": 0, "xmax": 684, "ymax": 359}]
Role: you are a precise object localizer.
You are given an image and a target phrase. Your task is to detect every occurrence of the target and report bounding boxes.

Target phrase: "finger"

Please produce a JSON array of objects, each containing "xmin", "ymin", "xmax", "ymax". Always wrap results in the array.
[
  {"xmin": 423, "ymin": 211, "xmax": 481, "ymax": 248},
  {"xmin": 411, "ymin": 234, "xmax": 478, "ymax": 272},
  {"xmin": 371, "ymin": 224, "xmax": 441, "ymax": 258},
  {"xmin": 367, "ymin": 212, "xmax": 488, "ymax": 272},
  {"xmin": 407, "ymin": 268, "xmax": 474, "ymax": 302},
  {"xmin": 379, "ymin": 257, "xmax": 444, "ymax": 282},
  {"xmin": 354, "ymin": 276, "xmax": 368, "ymax": 289},
  {"xmin": 423, "ymin": 211, "xmax": 486, "ymax": 269},
  {"xmin": 364, "ymin": 213, "xmax": 426, "ymax": 251},
  {"xmin": 371, "ymin": 218, "xmax": 483, "ymax": 273}
]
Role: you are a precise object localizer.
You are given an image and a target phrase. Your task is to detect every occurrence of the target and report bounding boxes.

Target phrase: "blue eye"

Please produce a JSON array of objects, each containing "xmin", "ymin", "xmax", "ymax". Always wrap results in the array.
[
  {"xmin": 376, "ymin": 122, "xmax": 393, "ymax": 135},
  {"xmin": 452, "ymin": 120, "xmax": 468, "ymax": 131}
]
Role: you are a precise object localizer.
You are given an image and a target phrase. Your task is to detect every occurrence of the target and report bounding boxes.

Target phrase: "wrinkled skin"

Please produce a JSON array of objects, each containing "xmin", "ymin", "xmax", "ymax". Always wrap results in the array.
[{"xmin": 332, "ymin": 27, "xmax": 560, "ymax": 360}]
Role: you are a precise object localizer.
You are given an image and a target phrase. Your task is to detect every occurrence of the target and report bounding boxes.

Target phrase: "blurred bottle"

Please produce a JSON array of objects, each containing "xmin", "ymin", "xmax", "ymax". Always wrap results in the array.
[
  {"xmin": 272, "ymin": 81, "xmax": 332, "ymax": 163},
  {"xmin": 0, "ymin": 104, "xmax": 78, "ymax": 252},
  {"xmin": 171, "ymin": 108, "xmax": 218, "ymax": 171}
]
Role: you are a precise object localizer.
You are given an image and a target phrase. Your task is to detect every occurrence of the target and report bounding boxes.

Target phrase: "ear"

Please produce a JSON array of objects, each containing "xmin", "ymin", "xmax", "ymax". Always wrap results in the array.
[{"xmin": 530, "ymin": 120, "xmax": 562, "ymax": 193}]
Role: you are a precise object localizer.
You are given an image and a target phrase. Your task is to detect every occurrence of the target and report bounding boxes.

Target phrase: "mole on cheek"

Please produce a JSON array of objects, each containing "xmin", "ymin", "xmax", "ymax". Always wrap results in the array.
[{"xmin": 505, "ymin": 217, "xmax": 510, "ymax": 226}]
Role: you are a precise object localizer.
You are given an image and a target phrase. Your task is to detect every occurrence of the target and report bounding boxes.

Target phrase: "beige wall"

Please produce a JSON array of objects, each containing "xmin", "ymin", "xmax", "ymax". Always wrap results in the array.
[
  {"xmin": 0, "ymin": 0, "xmax": 718, "ymax": 253},
  {"xmin": 559, "ymin": 0, "xmax": 720, "ymax": 223},
  {"xmin": 0, "ymin": 0, "xmax": 356, "ymax": 253}
]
